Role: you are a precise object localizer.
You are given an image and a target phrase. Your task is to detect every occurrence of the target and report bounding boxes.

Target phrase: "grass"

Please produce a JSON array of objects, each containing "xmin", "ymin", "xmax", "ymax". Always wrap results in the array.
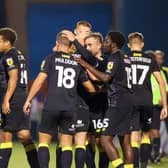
[{"xmin": 8, "ymin": 142, "xmax": 168, "ymax": 168}]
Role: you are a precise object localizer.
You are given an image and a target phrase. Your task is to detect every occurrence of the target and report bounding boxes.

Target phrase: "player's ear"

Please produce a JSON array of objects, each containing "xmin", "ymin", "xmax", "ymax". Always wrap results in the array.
[
  {"xmin": 127, "ymin": 43, "xmax": 131, "ymax": 49},
  {"xmin": 141, "ymin": 42, "xmax": 144, "ymax": 48},
  {"xmin": 74, "ymin": 29, "xmax": 77, "ymax": 35}
]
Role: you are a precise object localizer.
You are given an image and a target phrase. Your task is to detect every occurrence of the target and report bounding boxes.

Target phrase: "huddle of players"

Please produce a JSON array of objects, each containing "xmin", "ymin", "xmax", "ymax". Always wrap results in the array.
[{"xmin": 0, "ymin": 20, "xmax": 167, "ymax": 168}]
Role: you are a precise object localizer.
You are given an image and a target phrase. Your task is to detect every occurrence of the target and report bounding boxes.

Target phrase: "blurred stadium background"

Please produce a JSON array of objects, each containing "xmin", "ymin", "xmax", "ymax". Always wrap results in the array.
[{"xmin": 1, "ymin": 0, "xmax": 168, "ymax": 167}]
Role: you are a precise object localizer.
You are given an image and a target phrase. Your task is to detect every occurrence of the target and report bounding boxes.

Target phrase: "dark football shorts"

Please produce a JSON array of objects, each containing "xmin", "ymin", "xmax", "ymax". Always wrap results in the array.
[
  {"xmin": 101, "ymin": 93, "xmax": 132, "ymax": 136},
  {"xmin": 74, "ymin": 104, "xmax": 90, "ymax": 132},
  {"xmin": 130, "ymin": 105, "xmax": 153, "ymax": 132},
  {"xmin": 151, "ymin": 105, "xmax": 161, "ymax": 130},
  {"xmin": 1, "ymin": 88, "xmax": 30, "ymax": 132},
  {"xmin": 39, "ymin": 110, "xmax": 75, "ymax": 135}
]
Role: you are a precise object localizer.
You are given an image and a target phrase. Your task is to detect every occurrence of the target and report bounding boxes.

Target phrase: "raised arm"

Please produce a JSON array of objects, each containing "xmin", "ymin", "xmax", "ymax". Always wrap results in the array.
[{"xmin": 76, "ymin": 57, "xmax": 111, "ymax": 83}]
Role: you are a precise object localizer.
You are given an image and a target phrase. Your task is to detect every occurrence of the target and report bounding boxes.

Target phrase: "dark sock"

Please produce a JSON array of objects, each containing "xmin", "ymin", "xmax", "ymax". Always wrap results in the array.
[
  {"xmin": 0, "ymin": 142, "xmax": 13, "ymax": 168},
  {"xmin": 38, "ymin": 145, "xmax": 50, "ymax": 168},
  {"xmin": 140, "ymin": 144, "xmax": 151, "ymax": 168},
  {"xmin": 75, "ymin": 146, "xmax": 86, "ymax": 168},
  {"xmin": 0, "ymin": 149, "xmax": 12, "ymax": 168},
  {"xmin": 85, "ymin": 143, "xmax": 96, "ymax": 168},
  {"xmin": 56, "ymin": 145, "xmax": 62, "ymax": 168},
  {"xmin": 23, "ymin": 141, "xmax": 39, "ymax": 168},
  {"xmin": 61, "ymin": 147, "xmax": 72, "ymax": 168},
  {"xmin": 152, "ymin": 138, "xmax": 160, "ymax": 159},
  {"xmin": 132, "ymin": 147, "xmax": 139, "ymax": 168},
  {"xmin": 99, "ymin": 151, "xmax": 109, "ymax": 168}
]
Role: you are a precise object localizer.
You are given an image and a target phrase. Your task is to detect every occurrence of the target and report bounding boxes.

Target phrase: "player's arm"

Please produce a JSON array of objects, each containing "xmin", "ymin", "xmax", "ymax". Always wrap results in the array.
[
  {"xmin": 23, "ymin": 72, "xmax": 47, "ymax": 114},
  {"xmin": 82, "ymin": 80, "xmax": 96, "ymax": 93},
  {"xmin": 2, "ymin": 69, "xmax": 18, "ymax": 114},
  {"xmin": 61, "ymin": 30, "xmax": 98, "ymax": 66},
  {"xmin": 76, "ymin": 57, "xmax": 111, "ymax": 83},
  {"xmin": 153, "ymin": 71, "xmax": 168, "ymax": 120}
]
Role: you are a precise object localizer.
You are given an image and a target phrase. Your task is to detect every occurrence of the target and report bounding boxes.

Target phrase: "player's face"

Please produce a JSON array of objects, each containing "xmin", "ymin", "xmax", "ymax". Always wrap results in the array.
[
  {"xmin": 85, "ymin": 37, "xmax": 101, "ymax": 56},
  {"xmin": 155, "ymin": 53, "xmax": 164, "ymax": 66},
  {"xmin": 104, "ymin": 35, "xmax": 112, "ymax": 54},
  {"xmin": 75, "ymin": 25, "xmax": 91, "ymax": 39},
  {"xmin": 0, "ymin": 36, "xmax": 8, "ymax": 52}
]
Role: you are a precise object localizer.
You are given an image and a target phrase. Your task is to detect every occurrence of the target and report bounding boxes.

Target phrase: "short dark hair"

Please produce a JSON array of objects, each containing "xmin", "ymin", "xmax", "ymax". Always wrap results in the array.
[
  {"xmin": 107, "ymin": 31, "xmax": 125, "ymax": 49},
  {"xmin": 84, "ymin": 32, "xmax": 103, "ymax": 44},
  {"xmin": 57, "ymin": 32, "xmax": 71, "ymax": 47},
  {"xmin": 75, "ymin": 20, "xmax": 92, "ymax": 29},
  {"xmin": 0, "ymin": 27, "xmax": 17, "ymax": 46}
]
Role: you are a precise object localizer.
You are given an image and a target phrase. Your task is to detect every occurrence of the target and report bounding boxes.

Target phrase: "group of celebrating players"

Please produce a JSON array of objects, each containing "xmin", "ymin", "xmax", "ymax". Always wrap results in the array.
[{"xmin": 0, "ymin": 20, "xmax": 167, "ymax": 168}]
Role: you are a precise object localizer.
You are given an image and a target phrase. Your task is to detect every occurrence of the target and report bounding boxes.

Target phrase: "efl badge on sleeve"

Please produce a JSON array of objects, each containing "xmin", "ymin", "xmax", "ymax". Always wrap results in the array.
[
  {"xmin": 107, "ymin": 62, "xmax": 113, "ymax": 70},
  {"xmin": 6, "ymin": 58, "xmax": 14, "ymax": 66}
]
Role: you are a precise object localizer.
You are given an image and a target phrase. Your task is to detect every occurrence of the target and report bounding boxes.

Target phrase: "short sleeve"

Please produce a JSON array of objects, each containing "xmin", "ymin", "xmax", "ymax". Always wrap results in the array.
[
  {"xmin": 39, "ymin": 56, "xmax": 51, "ymax": 74},
  {"xmin": 78, "ymin": 67, "xmax": 89, "ymax": 83},
  {"xmin": 3, "ymin": 55, "xmax": 18, "ymax": 72}
]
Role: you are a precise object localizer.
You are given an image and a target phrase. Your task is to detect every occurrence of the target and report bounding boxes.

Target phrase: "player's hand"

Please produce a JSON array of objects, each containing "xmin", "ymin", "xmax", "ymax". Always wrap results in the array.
[
  {"xmin": 61, "ymin": 30, "xmax": 75, "ymax": 42},
  {"xmin": 75, "ymin": 57, "xmax": 88, "ymax": 67},
  {"xmin": 23, "ymin": 101, "xmax": 31, "ymax": 115},
  {"xmin": 160, "ymin": 107, "xmax": 168, "ymax": 120},
  {"xmin": 2, "ymin": 100, "xmax": 11, "ymax": 114}
]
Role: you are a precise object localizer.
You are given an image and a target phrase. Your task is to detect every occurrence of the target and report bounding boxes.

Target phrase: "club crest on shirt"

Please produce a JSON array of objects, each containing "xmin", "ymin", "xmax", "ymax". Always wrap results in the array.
[
  {"xmin": 107, "ymin": 62, "xmax": 113, "ymax": 70},
  {"xmin": 6, "ymin": 58, "xmax": 14, "ymax": 66}
]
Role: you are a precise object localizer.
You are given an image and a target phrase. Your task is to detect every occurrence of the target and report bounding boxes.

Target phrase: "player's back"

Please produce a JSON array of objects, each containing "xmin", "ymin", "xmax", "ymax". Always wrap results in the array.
[
  {"xmin": 129, "ymin": 51, "xmax": 159, "ymax": 105},
  {"xmin": 42, "ymin": 51, "xmax": 85, "ymax": 111}
]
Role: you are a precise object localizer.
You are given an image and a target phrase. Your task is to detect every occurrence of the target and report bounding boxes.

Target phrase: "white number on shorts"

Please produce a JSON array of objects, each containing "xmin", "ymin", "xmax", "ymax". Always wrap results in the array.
[{"xmin": 92, "ymin": 118, "xmax": 109, "ymax": 129}]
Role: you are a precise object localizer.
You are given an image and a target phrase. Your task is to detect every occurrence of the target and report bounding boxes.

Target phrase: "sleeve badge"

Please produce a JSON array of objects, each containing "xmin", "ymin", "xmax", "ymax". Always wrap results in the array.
[
  {"xmin": 107, "ymin": 62, "xmax": 113, "ymax": 70},
  {"xmin": 6, "ymin": 58, "xmax": 14, "ymax": 66}
]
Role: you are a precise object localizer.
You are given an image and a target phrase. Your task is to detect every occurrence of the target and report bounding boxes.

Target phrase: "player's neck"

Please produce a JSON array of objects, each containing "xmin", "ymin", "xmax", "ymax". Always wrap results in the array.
[
  {"xmin": 130, "ymin": 45, "xmax": 142, "ymax": 52},
  {"xmin": 4, "ymin": 46, "xmax": 14, "ymax": 54},
  {"xmin": 57, "ymin": 46, "xmax": 69, "ymax": 53}
]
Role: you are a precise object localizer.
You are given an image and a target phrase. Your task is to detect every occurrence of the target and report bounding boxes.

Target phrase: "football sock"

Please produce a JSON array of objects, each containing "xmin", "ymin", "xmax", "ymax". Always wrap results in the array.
[
  {"xmin": 61, "ymin": 146, "xmax": 72, "ymax": 168},
  {"xmin": 0, "ymin": 142, "xmax": 13, "ymax": 168},
  {"xmin": 75, "ymin": 145, "xmax": 86, "ymax": 168},
  {"xmin": 23, "ymin": 140, "xmax": 39, "ymax": 168},
  {"xmin": 131, "ymin": 141, "xmax": 140, "ymax": 168},
  {"xmin": 140, "ymin": 138, "xmax": 151, "ymax": 168},
  {"xmin": 38, "ymin": 143, "xmax": 50, "ymax": 168},
  {"xmin": 85, "ymin": 143, "xmax": 96, "ymax": 168}
]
